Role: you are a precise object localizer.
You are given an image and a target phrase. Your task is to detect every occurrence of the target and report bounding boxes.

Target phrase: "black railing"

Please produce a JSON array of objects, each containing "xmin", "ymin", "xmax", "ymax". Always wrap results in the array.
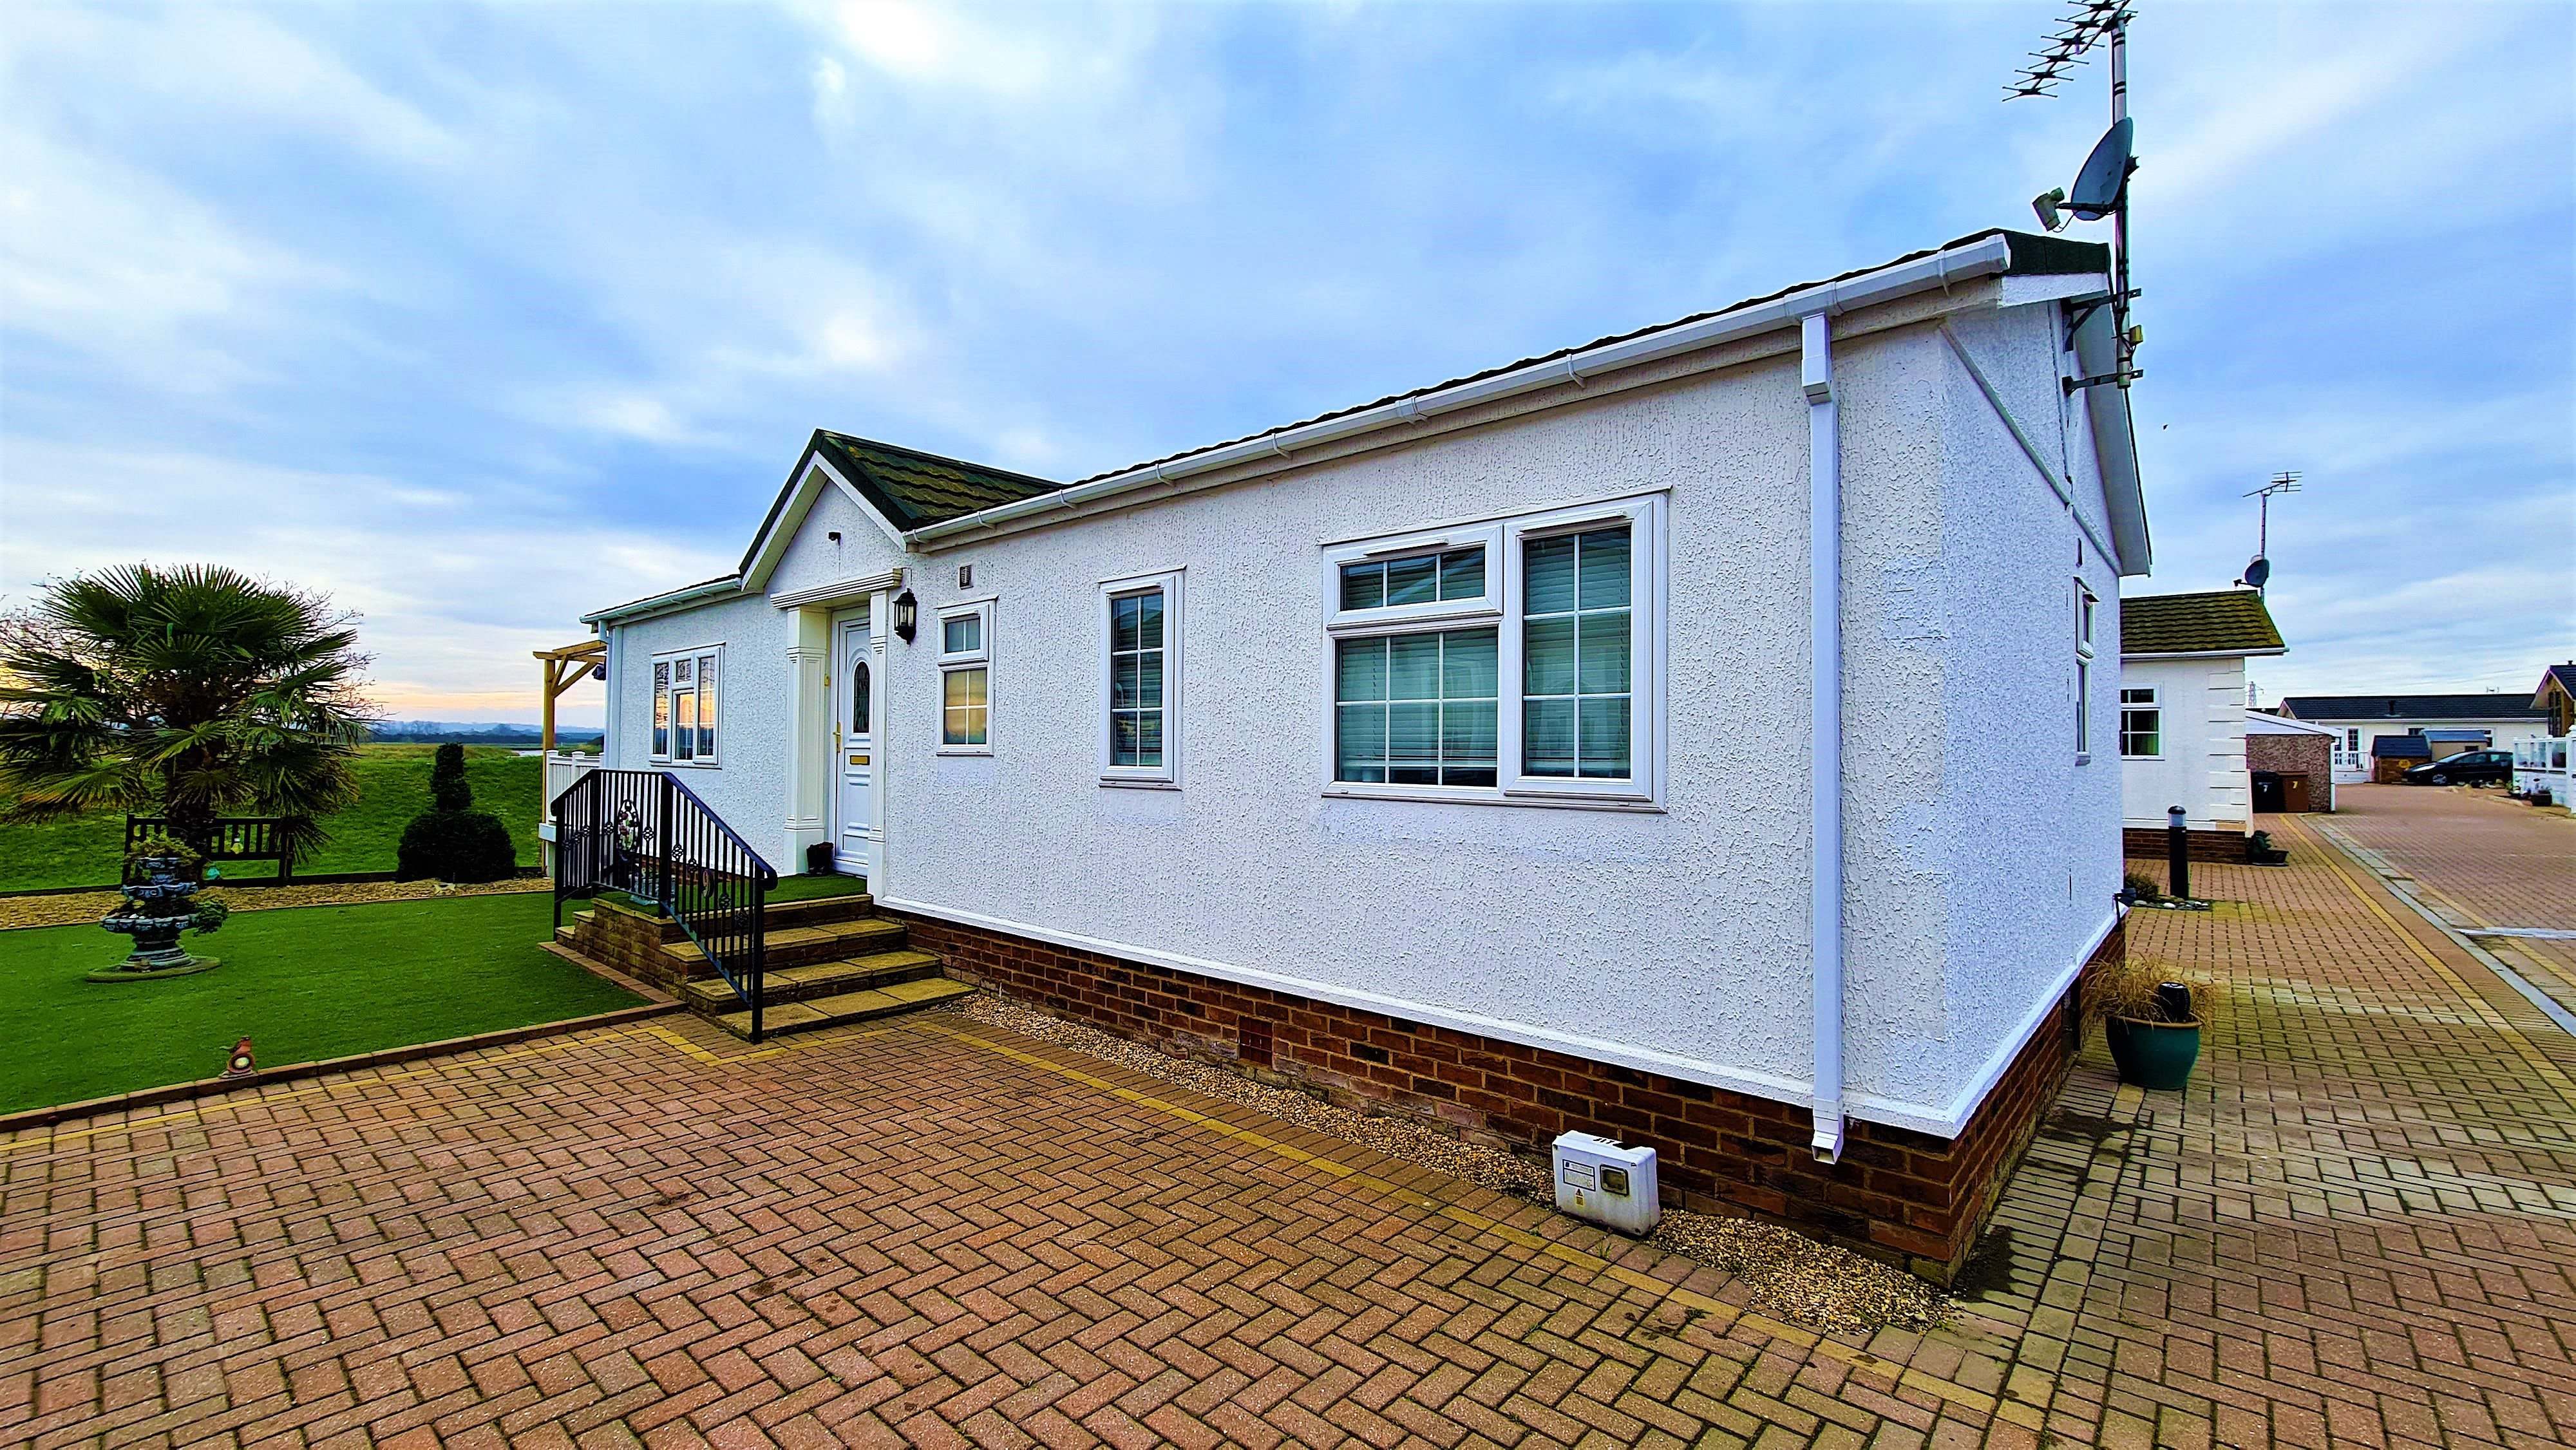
[
  {"xmin": 124, "ymin": 814, "xmax": 299, "ymax": 883},
  {"xmin": 551, "ymin": 768, "xmax": 778, "ymax": 1040}
]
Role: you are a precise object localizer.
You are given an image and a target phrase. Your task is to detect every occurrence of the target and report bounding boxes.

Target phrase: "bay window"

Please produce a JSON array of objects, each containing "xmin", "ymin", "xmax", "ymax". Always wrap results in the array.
[{"xmin": 1323, "ymin": 493, "xmax": 1663, "ymax": 807}]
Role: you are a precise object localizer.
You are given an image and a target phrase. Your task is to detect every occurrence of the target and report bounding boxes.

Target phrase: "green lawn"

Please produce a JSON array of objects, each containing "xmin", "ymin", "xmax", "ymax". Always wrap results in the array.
[
  {"xmin": 0, "ymin": 744, "xmax": 542, "ymax": 892},
  {"xmin": 0, "ymin": 892, "xmax": 639, "ymax": 1114}
]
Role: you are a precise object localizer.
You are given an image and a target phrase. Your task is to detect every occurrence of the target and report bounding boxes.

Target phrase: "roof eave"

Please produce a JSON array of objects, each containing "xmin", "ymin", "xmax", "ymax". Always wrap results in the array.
[
  {"xmin": 907, "ymin": 231, "xmax": 2035, "ymax": 547},
  {"xmin": 2123, "ymin": 646, "xmax": 2288, "ymax": 661}
]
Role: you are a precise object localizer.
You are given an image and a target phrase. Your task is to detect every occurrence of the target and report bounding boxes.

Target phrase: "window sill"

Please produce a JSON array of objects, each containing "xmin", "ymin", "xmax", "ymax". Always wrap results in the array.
[
  {"xmin": 1099, "ymin": 776, "xmax": 1179, "ymax": 791},
  {"xmin": 1321, "ymin": 784, "xmax": 1665, "ymax": 814},
  {"xmin": 937, "ymin": 746, "xmax": 993, "ymax": 758},
  {"xmin": 647, "ymin": 759, "xmax": 723, "ymax": 769},
  {"xmin": 2074, "ymin": 753, "xmax": 2092, "ymax": 766}
]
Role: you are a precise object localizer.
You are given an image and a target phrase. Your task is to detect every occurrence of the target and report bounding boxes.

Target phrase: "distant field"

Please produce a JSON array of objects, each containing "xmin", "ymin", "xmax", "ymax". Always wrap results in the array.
[{"xmin": 0, "ymin": 744, "xmax": 542, "ymax": 893}]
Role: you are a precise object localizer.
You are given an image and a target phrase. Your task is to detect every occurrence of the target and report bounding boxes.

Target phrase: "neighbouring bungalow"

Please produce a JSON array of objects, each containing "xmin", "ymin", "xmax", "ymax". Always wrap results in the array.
[
  {"xmin": 2533, "ymin": 663, "xmax": 2576, "ymax": 738},
  {"xmin": 554, "ymin": 229, "xmax": 2150, "ymax": 1281},
  {"xmin": 2278, "ymin": 691, "xmax": 2554, "ymax": 784},
  {"xmin": 2115, "ymin": 587, "xmax": 2285, "ymax": 861}
]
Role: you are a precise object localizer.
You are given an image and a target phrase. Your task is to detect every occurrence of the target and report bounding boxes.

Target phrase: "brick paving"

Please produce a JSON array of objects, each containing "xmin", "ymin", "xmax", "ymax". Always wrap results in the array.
[
  {"xmin": 2310, "ymin": 784, "xmax": 2576, "ymax": 1017},
  {"xmin": 6, "ymin": 793, "xmax": 2573, "ymax": 1448},
  {"xmin": 1969, "ymin": 807, "xmax": 2576, "ymax": 1449}
]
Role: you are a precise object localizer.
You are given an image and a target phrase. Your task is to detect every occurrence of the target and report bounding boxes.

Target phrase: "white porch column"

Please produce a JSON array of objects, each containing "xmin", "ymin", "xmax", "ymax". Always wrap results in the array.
[{"xmin": 782, "ymin": 605, "xmax": 832, "ymax": 870}]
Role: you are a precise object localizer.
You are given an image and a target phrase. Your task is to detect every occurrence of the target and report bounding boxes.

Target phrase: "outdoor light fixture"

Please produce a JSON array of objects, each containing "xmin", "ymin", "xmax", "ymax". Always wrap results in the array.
[{"xmin": 893, "ymin": 589, "xmax": 918, "ymax": 643}]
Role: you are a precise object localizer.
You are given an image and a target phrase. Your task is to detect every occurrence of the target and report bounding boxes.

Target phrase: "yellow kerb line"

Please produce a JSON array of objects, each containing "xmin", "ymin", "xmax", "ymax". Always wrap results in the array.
[
  {"xmin": 2280, "ymin": 815, "xmax": 2576, "ymax": 1113},
  {"xmin": 904, "ymin": 1017, "xmax": 2045, "ymax": 1430}
]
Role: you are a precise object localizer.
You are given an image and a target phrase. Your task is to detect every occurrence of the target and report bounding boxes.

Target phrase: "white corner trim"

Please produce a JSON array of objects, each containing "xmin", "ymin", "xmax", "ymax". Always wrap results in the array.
[
  {"xmin": 1849, "ymin": 906, "xmax": 2122, "ymax": 1136},
  {"xmin": 876, "ymin": 894, "xmax": 1830, "ymax": 1111}
]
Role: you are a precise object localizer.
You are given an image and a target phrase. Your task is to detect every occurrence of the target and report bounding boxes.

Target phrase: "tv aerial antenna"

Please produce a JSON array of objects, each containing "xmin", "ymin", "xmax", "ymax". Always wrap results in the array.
[
  {"xmin": 2237, "ymin": 471, "xmax": 2300, "ymax": 590},
  {"xmin": 2009, "ymin": 1, "xmax": 2142, "ymax": 394}
]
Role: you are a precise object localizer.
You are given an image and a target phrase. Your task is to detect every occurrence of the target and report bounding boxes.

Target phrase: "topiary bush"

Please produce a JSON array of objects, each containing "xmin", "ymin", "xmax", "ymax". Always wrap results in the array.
[{"xmin": 394, "ymin": 744, "xmax": 518, "ymax": 883}]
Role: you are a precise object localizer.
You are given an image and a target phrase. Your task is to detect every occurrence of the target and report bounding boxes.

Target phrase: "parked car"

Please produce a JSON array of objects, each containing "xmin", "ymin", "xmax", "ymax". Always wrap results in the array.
[{"xmin": 2405, "ymin": 750, "xmax": 2512, "ymax": 786}]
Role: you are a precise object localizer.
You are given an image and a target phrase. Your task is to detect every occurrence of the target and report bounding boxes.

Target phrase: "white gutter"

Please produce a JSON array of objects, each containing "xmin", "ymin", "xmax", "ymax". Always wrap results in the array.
[
  {"xmin": 907, "ymin": 233, "xmax": 2020, "ymax": 547},
  {"xmin": 1802, "ymin": 309, "xmax": 1846, "ymax": 1166},
  {"xmin": 580, "ymin": 576, "xmax": 745, "ymax": 626}
]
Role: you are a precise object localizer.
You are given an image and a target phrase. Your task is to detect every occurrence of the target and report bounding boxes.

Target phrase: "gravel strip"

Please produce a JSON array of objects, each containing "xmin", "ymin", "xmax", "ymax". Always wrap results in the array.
[
  {"xmin": 0, "ymin": 876, "xmax": 554, "ymax": 931},
  {"xmin": 949, "ymin": 991, "xmax": 1947, "ymax": 1333}
]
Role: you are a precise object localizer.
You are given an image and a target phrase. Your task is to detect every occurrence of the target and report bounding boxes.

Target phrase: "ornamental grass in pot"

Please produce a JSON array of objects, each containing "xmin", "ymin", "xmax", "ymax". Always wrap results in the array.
[{"xmin": 2085, "ymin": 951, "xmax": 2204, "ymax": 1091}]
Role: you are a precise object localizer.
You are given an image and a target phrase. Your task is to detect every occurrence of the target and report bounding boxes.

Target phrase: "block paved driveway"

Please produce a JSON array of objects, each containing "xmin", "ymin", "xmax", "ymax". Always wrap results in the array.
[
  {"xmin": 3, "ymin": 1012, "xmax": 2032, "ymax": 1450},
  {"xmin": 1966, "ymin": 809, "xmax": 2576, "ymax": 1450},
  {"xmin": 8, "ymin": 797, "xmax": 2574, "ymax": 1449},
  {"xmin": 2306, "ymin": 784, "xmax": 2576, "ymax": 1019}
]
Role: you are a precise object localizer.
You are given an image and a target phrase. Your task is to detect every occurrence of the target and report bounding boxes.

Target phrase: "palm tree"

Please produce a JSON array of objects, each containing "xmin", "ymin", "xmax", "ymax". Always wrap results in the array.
[{"xmin": 0, "ymin": 564, "xmax": 376, "ymax": 862}]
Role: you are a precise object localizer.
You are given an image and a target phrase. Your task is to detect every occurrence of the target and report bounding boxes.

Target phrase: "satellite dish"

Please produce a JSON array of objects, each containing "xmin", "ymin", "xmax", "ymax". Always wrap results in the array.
[
  {"xmin": 2240, "ymin": 556, "xmax": 2271, "ymax": 590},
  {"xmin": 2067, "ymin": 116, "xmax": 2134, "ymax": 220}
]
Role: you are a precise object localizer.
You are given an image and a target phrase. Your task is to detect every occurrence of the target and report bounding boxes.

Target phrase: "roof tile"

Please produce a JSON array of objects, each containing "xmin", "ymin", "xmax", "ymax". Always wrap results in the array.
[{"xmin": 2119, "ymin": 589, "xmax": 2284, "ymax": 656}]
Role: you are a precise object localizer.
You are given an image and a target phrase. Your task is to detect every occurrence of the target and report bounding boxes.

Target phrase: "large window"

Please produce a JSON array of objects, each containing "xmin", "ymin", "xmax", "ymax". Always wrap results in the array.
[
  {"xmin": 649, "ymin": 646, "xmax": 721, "ymax": 764},
  {"xmin": 938, "ymin": 601, "xmax": 992, "ymax": 752},
  {"xmin": 2119, "ymin": 686, "xmax": 2161, "ymax": 758},
  {"xmin": 1100, "ymin": 570, "xmax": 1184, "ymax": 786},
  {"xmin": 1323, "ymin": 494, "xmax": 1663, "ymax": 807}
]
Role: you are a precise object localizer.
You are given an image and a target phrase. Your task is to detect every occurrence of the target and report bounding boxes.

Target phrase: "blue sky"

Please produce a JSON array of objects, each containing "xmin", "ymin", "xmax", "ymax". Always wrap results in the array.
[{"xmin": 3, "ymin": 1, "xmax": 2568, "ymax": 724}]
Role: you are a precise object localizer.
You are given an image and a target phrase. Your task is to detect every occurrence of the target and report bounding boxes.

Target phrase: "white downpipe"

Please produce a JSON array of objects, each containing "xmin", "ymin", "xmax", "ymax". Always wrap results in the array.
[{"xmin": 1802, "ymin": 310, "xmax": 1846, "ymax": 1165}]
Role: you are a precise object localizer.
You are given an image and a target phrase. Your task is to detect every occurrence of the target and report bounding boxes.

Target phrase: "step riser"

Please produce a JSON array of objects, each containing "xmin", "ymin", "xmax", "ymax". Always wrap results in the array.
[
  {"xmin": 660, "ymin": 924, "xmax": 908, "ymax": 976},
  {"xmin": 708, "ymin": 979, "xmax": 974, "ymax": 1040},
  {"xmin": 681, "ymin": 961, "xmax": 942, "ymax": 1012}
]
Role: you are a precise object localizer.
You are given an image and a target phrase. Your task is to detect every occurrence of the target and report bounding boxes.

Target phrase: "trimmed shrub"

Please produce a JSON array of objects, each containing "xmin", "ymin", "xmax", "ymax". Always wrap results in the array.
[{"xmin": 394, "ymin": 745, "xmax": 517, "ymax": 883}]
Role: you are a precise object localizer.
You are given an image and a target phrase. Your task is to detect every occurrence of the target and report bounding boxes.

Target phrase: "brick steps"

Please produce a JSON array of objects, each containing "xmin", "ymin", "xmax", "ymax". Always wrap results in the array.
[
  {"xmin": 677, "ymin": 948, "xmax": 942, "ymax": 1012},
  {"xmin": 711, "ymin": 977, "xmax": 974, "ymax": 1039},
  {"xmin": 555, "ymin": 883, "xmax": 964, "ymax": 1037},
  {"xmin": 658, "ymin": 916, "xmax": 907, "ymax": 975}
]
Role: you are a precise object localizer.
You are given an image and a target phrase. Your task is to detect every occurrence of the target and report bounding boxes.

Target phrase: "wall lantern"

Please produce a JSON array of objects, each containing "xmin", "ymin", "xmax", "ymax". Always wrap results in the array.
[{"xmin": 893, "ymin": 589, "xmax": 918, "ymax": 643}]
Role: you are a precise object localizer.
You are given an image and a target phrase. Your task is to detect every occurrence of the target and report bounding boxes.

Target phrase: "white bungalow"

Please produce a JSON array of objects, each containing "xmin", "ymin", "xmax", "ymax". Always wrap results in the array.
[{"xmin": 555, "ymin": 229, "xmax": 2150, "ymax": 1280}]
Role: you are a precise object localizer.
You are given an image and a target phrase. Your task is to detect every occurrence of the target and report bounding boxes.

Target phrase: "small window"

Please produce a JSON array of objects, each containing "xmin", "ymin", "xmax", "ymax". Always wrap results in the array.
[
  {"xmin": 938, "ymin": 601, "xmax": 994, "ymax": 754},
  {"xmin": 2119, "ymin": 686, "xmax": 2161, "ymax": 758},
  {"xmin": 649, "ymin": 646, "xmax": 721, "ymax": 765},
  {"xmin": 1101, "ymin": 570, "xmax": 1184, "ymax": 785},
  {"xmin": 1340, "ymin": 547, "xmax": 1486, "ymax": 611},
  {"xmin": 2073, "ymin": 584, "xmax": 2097, "ymax": 760}
]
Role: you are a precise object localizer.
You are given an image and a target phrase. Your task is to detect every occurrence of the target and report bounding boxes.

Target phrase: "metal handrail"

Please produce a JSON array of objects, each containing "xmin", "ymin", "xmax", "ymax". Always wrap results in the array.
[{"xmin": 551, "ymin": 768, "xmax": 777, "ymax": 1040}]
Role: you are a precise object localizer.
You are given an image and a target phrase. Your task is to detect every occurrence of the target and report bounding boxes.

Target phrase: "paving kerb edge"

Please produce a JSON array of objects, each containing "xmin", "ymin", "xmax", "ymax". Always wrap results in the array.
[
  {"xmin": 0, "ymin": 1001, "xmax": 678, "ymax": 1138},
  {"xmin": 899, "ymin": 1013, "xmax": 2050, "ymax": 1431},
  {"xmin": 2307, "ymin": 817, "xmax": 2576, "ymax": 1038}
]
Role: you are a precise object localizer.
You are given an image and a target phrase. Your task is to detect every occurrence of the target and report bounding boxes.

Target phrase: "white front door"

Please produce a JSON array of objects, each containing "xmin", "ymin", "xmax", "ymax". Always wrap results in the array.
[{"xmin": 832, "ymin": 611, "xmax": 875, "ymax": 878}]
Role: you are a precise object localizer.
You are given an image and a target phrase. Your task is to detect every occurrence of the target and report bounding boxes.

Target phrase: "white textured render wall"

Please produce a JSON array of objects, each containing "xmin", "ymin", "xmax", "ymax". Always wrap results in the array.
[
  {"xmin": 605, "ymin": 591, "xmax": 795, "ymax": 856},
  {"xmin": 1931, "ymin": 304, "xmax": 2123, "ymax": 1106},
  {"xmin": 882, "ymin": 358, "xmax": 1828, "ymax": 1103},
  {"xmin": 588, "ymin": 292, "xmax": 2121, "ymax": 1133},
  {"xmin": 2119, "ymin": 656, "xmax": 2248, "ymax": 830}
]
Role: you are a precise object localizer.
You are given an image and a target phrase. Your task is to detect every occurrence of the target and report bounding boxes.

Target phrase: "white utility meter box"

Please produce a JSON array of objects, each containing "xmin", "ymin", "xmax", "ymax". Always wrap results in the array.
[{"xmin": 1551, "ymin": 1131, "xmax": 1661, "ymax": 1235}]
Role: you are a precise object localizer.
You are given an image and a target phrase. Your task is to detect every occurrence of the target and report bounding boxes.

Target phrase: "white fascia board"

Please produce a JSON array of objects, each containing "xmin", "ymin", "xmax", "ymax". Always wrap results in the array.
[
  {"xmin": 1998, "ymin": 271, "xmax": 2111, "ymax": 307},
  {"xmin": 905, "ymin": 234, "xmax": 2019, "ymax": 549},
  {"xmin": 2246, "ymin": 710, "xmax": 2338, "ymax": 737},
  {"xmin": 2072, "ymin": 308, "xmax": 2152, "ymax": 576},
  {"xmin": 2121, "ymin": 647, "xmax": 2287, "ymax": 661},
  {"xmin": 581, "ymin": 576, "xmax": 747, "ymax": 626},
  {"xmin": 740, "ymin": 451, "xmax": 910, "ymax": 595}
]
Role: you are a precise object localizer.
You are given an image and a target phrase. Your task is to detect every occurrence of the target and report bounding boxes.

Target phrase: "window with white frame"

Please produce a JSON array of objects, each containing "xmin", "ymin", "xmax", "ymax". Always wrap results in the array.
[
  {"xmin": 2073, "ymin": 583, "xmax": 2097, "ymax": 758},
  {"xmin": 937, "ymin": 601, "xmax": 992, "ymax": 751},
  {"xmin": 2119, "ymin": 686, "xmax": 2161, "ymax": 758},
  {"xmin": 1323, "ymin": 494, "xmax": 1663, "ymax": 805},
  {"xmin": 1100, "ymin": 570, "xmax": 1182, "ymax": 786},
  {"xmin": 649, "ymin": 645, "xmax": 722, "ymax": 764}
]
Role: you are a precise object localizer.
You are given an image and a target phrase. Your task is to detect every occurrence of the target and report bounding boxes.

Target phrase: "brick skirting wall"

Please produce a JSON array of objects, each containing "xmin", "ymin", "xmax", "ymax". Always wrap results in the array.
[
  {"xmin": 2123, "ymin": 825, "xmax": 2251, "ymax": 863},
  {"xmin": 886, "ymin": 906, "xmax": 2125, "ymax": 1284},
  {"xmin": 560, "ymin": 896, "xmax": 697, "ymax": 994}
]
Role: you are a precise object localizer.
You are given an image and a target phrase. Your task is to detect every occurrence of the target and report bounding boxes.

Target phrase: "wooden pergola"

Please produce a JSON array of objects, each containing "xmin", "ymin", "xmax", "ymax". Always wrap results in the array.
[{"xmin": 534, "ymin": 640, "xmax": 607, "ymax": 753}]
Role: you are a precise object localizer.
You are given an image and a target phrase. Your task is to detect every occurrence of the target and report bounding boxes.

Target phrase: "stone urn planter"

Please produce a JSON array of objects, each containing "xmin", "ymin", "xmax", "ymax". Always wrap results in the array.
[{"xmin": 91, "ymin": 852, "xmax": 227, "ymax": 982}]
